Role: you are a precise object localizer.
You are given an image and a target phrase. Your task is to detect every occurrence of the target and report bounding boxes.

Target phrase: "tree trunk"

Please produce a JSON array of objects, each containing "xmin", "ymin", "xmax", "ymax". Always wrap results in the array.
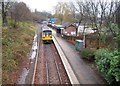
[
  {"xmin": 2, "ymin": 2, "xmax": 7, "ymax": 26},
  {"xmin": 2, "ymin": 2, "xmax": 5, "ymax": 26},
  {"xmin": 83, "ymin": 23, "xmax": 86, "ymax": 48},
  {"xmin": 76, "ymin": 20, "xmax": 81, "ymax": 36}
]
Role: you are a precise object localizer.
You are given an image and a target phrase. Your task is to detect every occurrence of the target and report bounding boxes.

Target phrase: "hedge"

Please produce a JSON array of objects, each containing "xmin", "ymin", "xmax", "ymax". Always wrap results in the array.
[{"xmin": 95, "ymin": 49, "xmax": 120, "ymax": 84}]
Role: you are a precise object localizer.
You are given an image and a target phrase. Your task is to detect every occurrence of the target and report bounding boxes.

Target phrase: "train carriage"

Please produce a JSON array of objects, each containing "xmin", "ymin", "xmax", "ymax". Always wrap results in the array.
[{"xmin": 42, "ymin": 26, "xmax": 53, "ymax": 43}]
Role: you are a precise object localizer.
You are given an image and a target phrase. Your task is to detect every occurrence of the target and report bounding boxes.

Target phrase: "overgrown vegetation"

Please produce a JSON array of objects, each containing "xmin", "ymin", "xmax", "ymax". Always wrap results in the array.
[
  {"xmin": 80, "ymin": 48, "xmax": 94, "ymax": 60},
  {"xmin": 2, "ymin": 22, "xmax": 35, "ymax": 83},
  {"xmin": 95, "ymin": 49, "xmax": 120, "ymax": 84}
]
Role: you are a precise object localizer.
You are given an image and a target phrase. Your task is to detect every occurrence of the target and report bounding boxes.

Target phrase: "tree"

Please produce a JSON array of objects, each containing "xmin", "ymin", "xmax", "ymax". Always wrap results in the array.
[
  {"xmin": 9, "ymin": 2, "xmax": 32, "ymax": 28},
  {"xmin": 54, "ymin": 2, "xmax": 73, "ymax": 24},
  {"xmin": 84, "ymin": 0, "xmax": 120, "ymax": 48},
  {"xmin": 68, "ymin": 2, "xmax": 76, "ymax": 23},
  {"xmin": 115, "ymin": 1, "xmax": 120, "ymax": 51},
  {"xmin": 1, "ymin": 0, "xmax": 15, "ymax": 26},
  {"xmin": 116, "ymin": 2, "xmax": 120, "ymax": 29},
  {"xmin": 32, "ymin": 10, "xmax": 52, "ymax": 22},
  {"xmin": 10, "ymin": 2, "xmax": 32, "ymax": 22},
  {"xmin": 102, "ymin": 1, "xmax": 117, "ymax": 37},
  {"xmin": 75, "ymin": 1, "xmax": 85, "ymax": 26}
]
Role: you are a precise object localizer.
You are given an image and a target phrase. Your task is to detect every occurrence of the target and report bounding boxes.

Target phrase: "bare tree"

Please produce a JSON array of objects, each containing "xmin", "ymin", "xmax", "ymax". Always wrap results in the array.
[
  {"xmin": 116, "ymin": 1, "xmax": 120, "ymax": 29},
  {"xmin": 67, "ymin": 2, "xmax": 76, "ymax": 23},
  {"xmin": 70, "ymin": 0, "xmax": 88, "ymax": 36},
  {"xmin": 102, "ymin": 1, "xmax": 117, "ymax": 36},
  {"xmin": 54, "ymin": 2, "xmax": 64, "ymax": 24},
  {"xmin": 32, "ymin": 10, "xmax": 52, "ymax": 22},
  {"xmin": 1, "ymin": 0, "xmax": 15, "ymax": 26},
  {"xmin": 54, "ymin": 2, "xmax": 73, "ymax": 24},
  {"xmin": 11, "ymin": 2, "xmax": 32, "ymax": 21},
  {"xmin": 75, "ymin": 1, "xmax": 85, "ymax": 26},
  {"xmin": 10, "ymin": 2, "xmax": 32, "ymax": 28}
]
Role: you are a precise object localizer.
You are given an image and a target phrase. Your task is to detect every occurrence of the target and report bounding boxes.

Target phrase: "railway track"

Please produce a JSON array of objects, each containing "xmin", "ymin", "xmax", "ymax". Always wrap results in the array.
[
  {"xmin": 45, "ymin": 44, "xmax": 60, "ymax": 84},
  {"xmin": 16, "ymin": 24, "xmax": 78, "ymax": 85},
  {"xmin": 45, "ymin": 44, "xmax": 62, "ymax": 84},
  {"xmin": 32, "ymin": 31, "xmax": 71, "ymax": 84}
]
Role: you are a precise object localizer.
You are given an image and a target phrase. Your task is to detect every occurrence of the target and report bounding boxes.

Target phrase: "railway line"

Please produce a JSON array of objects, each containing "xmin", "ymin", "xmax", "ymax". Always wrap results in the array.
[
  {"xmin": 45, "ymin": 43, "xmax": 70, "ymax": 84},
  {"xmin": 31, "ymin": 27, "xmax": 71, "ymax": 84},
  {"xmin": 16, "ymin": 24, "xmax": 79, "ymax": 85},
  {"xmin": 17, "ymin": 24, "xmax": 107, "ymax": 85}
]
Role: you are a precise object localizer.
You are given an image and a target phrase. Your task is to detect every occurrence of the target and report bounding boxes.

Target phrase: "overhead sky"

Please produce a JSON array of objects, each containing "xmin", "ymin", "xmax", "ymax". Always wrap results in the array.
[
  {"xmin": 19, "ymin": 0, "xmax": 116, "ymax": 13},
  {"xmin": 19, "ymin": 0, "xmax": 74, "ymax": 13}
]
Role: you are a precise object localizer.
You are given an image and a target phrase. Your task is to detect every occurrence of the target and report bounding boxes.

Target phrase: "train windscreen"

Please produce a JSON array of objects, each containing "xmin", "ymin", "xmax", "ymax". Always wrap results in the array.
[{"xmin": 43, "ymin": 30, "xmax": 52, "ymax": 36}]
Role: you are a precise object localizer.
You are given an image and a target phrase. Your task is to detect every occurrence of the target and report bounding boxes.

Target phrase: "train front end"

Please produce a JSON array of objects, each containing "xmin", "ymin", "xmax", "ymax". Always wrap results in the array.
[{"xmin": 42, "ymin": 29, "xmax": 53, "ymax": 43}]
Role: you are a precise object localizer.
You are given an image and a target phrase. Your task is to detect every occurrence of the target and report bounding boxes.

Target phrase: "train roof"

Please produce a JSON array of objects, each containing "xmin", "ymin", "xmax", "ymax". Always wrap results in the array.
[{"xmin": 42, "ymin": 25, "xmax": 52, "ymax": 32}]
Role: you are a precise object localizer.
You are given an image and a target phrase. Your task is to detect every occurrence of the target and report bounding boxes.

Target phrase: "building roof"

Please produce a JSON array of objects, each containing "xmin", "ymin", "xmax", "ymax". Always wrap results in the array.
[
  {"xmin": 62, "ymin": 22, "xmax": 72, "ymax": 27},
  {"xmin": 61, "ymin": 22, "xmax": 77, "ymax": 29}
]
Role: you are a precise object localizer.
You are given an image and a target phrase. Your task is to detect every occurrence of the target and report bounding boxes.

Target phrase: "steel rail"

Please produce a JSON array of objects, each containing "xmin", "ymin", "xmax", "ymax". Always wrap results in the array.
[
  {"xmin": 45, "ymin": 45, "xmax": 49, "ymax": 85},
  {"xmin": 45, "ymin": 44, "xmax": 62, "ymax": 84},
  {"xmin": 51, "ymin": 44, "xmax": 63, "ymax": 84}
]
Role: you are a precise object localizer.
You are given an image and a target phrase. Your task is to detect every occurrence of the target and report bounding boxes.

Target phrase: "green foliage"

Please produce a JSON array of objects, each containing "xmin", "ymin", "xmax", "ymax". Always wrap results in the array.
[
  {"xmin": 110, "ymin": 23, "xmax": 119, "ymax": 34},
  {"xmin": 2, "ymin": 22, "xmax": 35, "ymax": 83},
  {"xmin": 115, "ymin": 32, "xmax": 120, "ymax": 51},
  {"xmin": 95, "ymin": 49, "xmax": 113, "ymax": 84},
  {"xmin": 111, "ymin": 23, "xmax": 120, "ymax": 51},
  {"xmin": 95, "ymin": 49, "xmax": 120, "ymax": 84},
  {"xmin": 81, "ymin": 48, "xmax": 94, "ymax": 60},
  {"xmin": 8, "ymin": 20, "xmax": 17, "ymax": 28},
  {"xmin": 110, "ymin": 51, "xmax": 120, "ymax": 82}
]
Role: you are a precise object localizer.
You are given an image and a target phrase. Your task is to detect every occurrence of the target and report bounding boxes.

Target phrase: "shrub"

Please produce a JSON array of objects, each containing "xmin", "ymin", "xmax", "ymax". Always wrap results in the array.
[
  {"xmin": 95, "ymin": 49, "xmax": 105, "ymax": 61},
  {"xmin": 110, "ymin": 51, "xmax": 120, "ymax": 82},
  {"xmin": 95, "ymin": 49, "xmax": 120, "ymax": 84},
  {"xmin": 115, "ymin": 32, "xmax": 120, "ymax": 51},
  {"xmin": 80, "ymin": 48, "xmax": 94, "ymax": 60},
  {"xmin": 95, "ymin": 49, "xmax": 113, "ymax": 84}
]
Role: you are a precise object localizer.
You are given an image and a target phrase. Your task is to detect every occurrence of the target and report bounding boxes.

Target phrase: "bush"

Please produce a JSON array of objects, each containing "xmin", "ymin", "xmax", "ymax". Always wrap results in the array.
[
  {"xmin": 95, "ymin": 49, "xmax": 113, "ymax": 84},
  {"xmin": 95, "ymin": 49, "xmax": 120, "ymax": 84},
  {"xmin": 110, "ymin": 51, "xmax": 120, "ymax": 82},
  {"xmin": 80, "ymin": 48, "xmax": 94, "ymax": 60},
  {"xmin": 115, "ymin": 32, "xmax": 120, "ymax": 51}
]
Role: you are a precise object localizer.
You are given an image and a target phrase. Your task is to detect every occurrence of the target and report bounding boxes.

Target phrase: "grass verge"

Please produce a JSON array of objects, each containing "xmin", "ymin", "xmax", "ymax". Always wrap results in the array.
[{"xmin": 2, "ymin": 22, "xmax": 35, "ymax": 84}]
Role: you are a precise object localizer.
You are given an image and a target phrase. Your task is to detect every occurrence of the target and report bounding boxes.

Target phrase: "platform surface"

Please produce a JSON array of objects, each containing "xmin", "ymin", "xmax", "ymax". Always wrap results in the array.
[{"xmin": 53, "ymin": 30, "xmax": 106, "ymax": 84}]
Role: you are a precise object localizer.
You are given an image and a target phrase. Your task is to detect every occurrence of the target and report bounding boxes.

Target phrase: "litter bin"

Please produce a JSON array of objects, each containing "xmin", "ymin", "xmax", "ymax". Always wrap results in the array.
[{"xmin": 75, "ymin": 40, "xmax": 83, "ymax": 51}]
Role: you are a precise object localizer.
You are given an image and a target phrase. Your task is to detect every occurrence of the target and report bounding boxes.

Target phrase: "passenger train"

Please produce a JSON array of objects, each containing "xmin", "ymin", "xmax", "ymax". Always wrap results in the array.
[{"xmin": 42, "ymin": 25, "xmax": 53, "ymax": 43}]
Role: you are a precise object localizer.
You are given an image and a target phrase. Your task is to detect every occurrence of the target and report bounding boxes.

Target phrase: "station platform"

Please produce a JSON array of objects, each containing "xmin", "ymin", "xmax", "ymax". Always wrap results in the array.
[{"xmin": 53, "ymin": 31, "xmax": 106, "ymax": 84}]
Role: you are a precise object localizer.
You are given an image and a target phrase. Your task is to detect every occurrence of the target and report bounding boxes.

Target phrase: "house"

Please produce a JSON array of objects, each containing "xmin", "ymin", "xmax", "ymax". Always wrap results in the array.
[
  {"xmin": 63, "ymin": 24, "xmax": 77, "ymax": 36},
  {"xmin": 78, "ymin": 25, "xmax": 96, "ymax": 35}
]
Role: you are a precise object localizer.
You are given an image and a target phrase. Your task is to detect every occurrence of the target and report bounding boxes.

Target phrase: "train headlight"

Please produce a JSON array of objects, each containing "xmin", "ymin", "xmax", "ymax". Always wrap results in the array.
[
  {"xmin": 50, "ymin": 35, "xmax": 52, "ymax": 38},
  {"xmin": 43, "ymin": 36, "xmax": 45, "ymax": 38}
]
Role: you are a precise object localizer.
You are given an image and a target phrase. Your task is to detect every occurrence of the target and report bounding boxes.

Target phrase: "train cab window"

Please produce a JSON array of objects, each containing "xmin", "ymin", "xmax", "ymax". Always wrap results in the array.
[{"xmin": 43, "ymin": 31, "xmax": 52, "ymax": 36}]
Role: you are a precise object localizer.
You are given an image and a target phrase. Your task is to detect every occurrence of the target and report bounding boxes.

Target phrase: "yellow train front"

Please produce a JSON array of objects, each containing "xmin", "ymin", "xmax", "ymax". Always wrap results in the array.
[{"xmin": 42, "ymin": 29, "xmax": 53, "ymax": 43}]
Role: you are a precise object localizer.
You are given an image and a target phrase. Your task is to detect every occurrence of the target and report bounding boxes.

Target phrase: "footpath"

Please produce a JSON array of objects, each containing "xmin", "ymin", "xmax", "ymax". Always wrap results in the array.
[{"xmin": 53, "ymin": 30, "xmax": 106, "ymax": 84}]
